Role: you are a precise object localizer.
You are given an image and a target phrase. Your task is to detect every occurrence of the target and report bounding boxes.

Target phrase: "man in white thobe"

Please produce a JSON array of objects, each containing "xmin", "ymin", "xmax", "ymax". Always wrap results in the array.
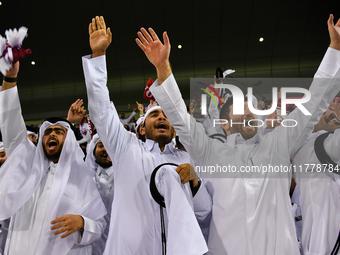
[
  {"xmin": 85, "ymin": 134, "xmax": 114, "ymax": 255},
  {"xmin": 0, "ymin": 62, "xmax": 107, "ymax": 255},
  {"xmin": 135, "ymin": 14, "xmax": 340, "ymax": 255},
  {"xmin": 82, "ymin": 16, "xmax": 210, "ymax": 255},
  {"xmin": 293, "ymin": 99, "xmax": 340, "ymax": 255}
]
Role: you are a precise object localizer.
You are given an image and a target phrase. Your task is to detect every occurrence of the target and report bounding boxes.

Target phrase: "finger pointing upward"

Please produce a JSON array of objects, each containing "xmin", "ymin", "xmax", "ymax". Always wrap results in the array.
[
  {"xmin": 92, "ymin": 18, "xmax": 97, "ymax": 32},
  {"xmin": 100, "ymin": 16, "xmax": 106, "ymax": 31},
  {"xmin": 96, "ymin": 16, "xmax": 102, "ymax": 30},
  {"xmin": 89, "ymin": 23, "xmax": 93, "ymax": 35},
  {"xmin": 148, "ymin": 28, "xmax": 159, "ymax": 41},
  {"xmin": 137, "ymin": 31, "xmax": 149, "ymax": 45},
  {"xmin": 141, "ymin": 27, "xmax": 154, "ymax": 43}
]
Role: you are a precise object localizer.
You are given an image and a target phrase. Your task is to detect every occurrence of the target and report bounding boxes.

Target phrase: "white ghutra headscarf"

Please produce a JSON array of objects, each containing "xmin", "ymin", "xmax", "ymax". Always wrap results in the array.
[{"xmin": 0, "ymin": 119, "xmax": 106, "ymax": 254}]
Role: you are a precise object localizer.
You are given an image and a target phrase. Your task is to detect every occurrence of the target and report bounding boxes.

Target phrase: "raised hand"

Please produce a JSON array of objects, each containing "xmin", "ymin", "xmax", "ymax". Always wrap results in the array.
[
  {"xmin": 189, "ymin": 99, "xmax": 196, "ymax": 114},
  {"xmin": 328, "ymin": 14, "xmax": 340, "ymax": 51},
  {"xmin": 136, "ymin": 28, "xmax": 170, "ymax": 69},
  {"xmin": 51, "ymin": 214, "xmax": 84, "ymax": 238},
  {"xmin": 5, "ymin": 61, "xmax": 19, "ymax": 78},
  {"xmin": 67, "ymin": 99, "xmax": 86, "ymax": 124},
  {"xmin": 89, "ymin": 16, "xmax": 112, "ymax": 57},
  {"xmin": 136, "ymin": 28, "xmax": 171, "ymax": 84},
  {"xmin": 136, "ymin": 101, "xmax": 144, "ymax": 115}
]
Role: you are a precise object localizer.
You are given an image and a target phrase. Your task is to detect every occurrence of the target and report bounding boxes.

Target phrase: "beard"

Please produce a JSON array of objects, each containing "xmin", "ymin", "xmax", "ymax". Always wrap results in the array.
[
  {"xmin": 43, "ymin": 148, "xmax": 62, "ymax": 163},
  {"xmin": 145, "ymin": 127, "xmax": 174, "ymax": 146},
  {"xmin": 96, "ymin": 159, "xmax": 113, "ymax": 169}
]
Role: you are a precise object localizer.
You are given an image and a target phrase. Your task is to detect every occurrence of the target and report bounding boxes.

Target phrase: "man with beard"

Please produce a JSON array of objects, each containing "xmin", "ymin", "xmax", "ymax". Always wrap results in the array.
[
  {"xmin": 293, "ymin": 98, "xmax": 340, "ymax": 255},
  {"xmin": 85, "ymin": 134, "xmax": 114, "ymax": 255},
  {"xmin": 135, "ymin": 14, "xmax": 340, "ymax": 255},
  {"xmin": 82, "ymin": 16, "xmax": 210, "ymax": 255},
  {"xmin": 0, "ymin": 62, "xmax": 107, "ymax": 254}
]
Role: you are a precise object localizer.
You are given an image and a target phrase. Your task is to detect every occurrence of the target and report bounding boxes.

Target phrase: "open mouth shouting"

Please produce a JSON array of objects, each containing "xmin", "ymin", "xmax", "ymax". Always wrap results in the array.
[
  {"xmin": 155, "ymin": 121, "xmax": 169, "ymax": 131},
  {"xmin": 47, "ymin": 139, "xmax": 59, "ymax": 151},
  {"xmin": 101, "ymin": 151, "xmax": 111, "ymax": 161}
]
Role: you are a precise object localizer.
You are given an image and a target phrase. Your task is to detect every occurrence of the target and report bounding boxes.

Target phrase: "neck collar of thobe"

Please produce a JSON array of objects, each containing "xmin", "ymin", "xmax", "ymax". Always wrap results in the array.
[
  {"xmin": 226, "ymin": 131, "xmax": 261, "ymax": 147},
  {"xmin": 97, "ymin": 165, "xmax": 114, "ymax": 177},
  {"xmin": 47, "ymin": 161, "xmax": 57, "ymax": 174},
  {"xmin": 145, "ymin": 139, "xmax": 175, "ymax": 154}
]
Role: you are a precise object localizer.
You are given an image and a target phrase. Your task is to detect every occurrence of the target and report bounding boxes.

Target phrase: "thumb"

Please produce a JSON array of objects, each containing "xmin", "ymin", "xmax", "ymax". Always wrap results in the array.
[
  {"xmin": 163, "ymin": 31, "xmax": 170, "ymax": 48},
  {"xmin": 328, "ymin": 14, "xmax": 334, "ymax": 27}
]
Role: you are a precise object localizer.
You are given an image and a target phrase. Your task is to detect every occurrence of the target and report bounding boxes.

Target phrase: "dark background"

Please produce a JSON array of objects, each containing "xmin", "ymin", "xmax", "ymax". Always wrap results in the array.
[{"xmin": 0, "ymin": 0, "xmax": 338, "ymax": 120}]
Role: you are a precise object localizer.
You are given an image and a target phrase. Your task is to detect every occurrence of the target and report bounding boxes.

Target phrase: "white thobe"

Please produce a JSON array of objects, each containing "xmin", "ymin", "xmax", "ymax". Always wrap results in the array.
[
  {"xmin": 293, "ymin": 129, "xmax": 340, "ymax": 255},
  {"xmin": 0, "ymin": 219, "xmax": 9, "ymax": 255},
  {"xmin": 120, "ymin": 110, "xmax": 136, "ymax": 126},
  {"xmin": 82, "ymin": 54, "xmax": 210, "ymax": 255},
  {"xmin": 150, "ymin": 47, "xmax": 340, "ymax": 255},
  {"xmin": 91, "ymin": 165, "xmax": 114, "ymax": 255},
  {"xmin": 291, "ymin": 185, "xmax": 302, "ymax": 249},
  {"xmin": 0, "ymin": 87, "xmax": 106, "ymax": 255},
  {"xmin": 4, "ymin": 162, "xmax": 104, "ymax": 255},
  {"xmin": 207, "ymin": 94, "xmax": 223, "ymax": 135}
]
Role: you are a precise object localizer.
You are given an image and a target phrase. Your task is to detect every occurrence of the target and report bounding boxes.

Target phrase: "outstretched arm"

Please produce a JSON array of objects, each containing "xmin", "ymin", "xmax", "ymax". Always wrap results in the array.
[
  {"xmin": 83, "ymin": 16, "xmax": 134, "ymax": 162},
  {"xmin": 276, "ymin": 14, "xmax": 340, "ymax": 155},
  {"xmin": 125, "ymin": 107, "xmax": 137, "ymax": 123},
  {"xmin": 0, "ymin": 61, "xmax": 29, "ymax": 155}
]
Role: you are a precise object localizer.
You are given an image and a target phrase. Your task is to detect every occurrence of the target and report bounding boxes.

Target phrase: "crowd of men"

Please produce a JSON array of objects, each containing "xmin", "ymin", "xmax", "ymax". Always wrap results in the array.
[{"xmin": 0, "ymin": 14, "xmax": 339, "ymax": 255}]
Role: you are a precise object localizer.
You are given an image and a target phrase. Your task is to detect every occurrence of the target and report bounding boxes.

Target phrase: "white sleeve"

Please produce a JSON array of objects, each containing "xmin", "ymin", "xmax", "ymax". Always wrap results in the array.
[
  {"xmin": 125, "ymin": 111, "xmax": 136, "ymax": 123},
  {"xmin": 208, "ymin": 94, "xmax": 220, "ymax": 120},
  {"xmin": 0, "ymin": 219, "xmax": 9, "ymax": 255},
  {"xmin": 192, "ymin": 180, "xmax": 212, "ymax": 223},
  {"xmin": 265, "ymin": 47, "xmax": 340, "ymax": 155},
  {"xmin": 208, "ymin": 94, "xmax": 223, "ymax": 134},
  {"xmin": 156, "ymin": 167, "xmax": 208, "ymax": 255},
  {"xmin": 201, "ymin": 116, "xmax": 218, "ymax": 136},
  {"xmin": 73, "ymin": 216, "xmax": 106, "ymax": 245},
  {"xmin": 152, "ymin": 47, "xmax": 340, "ymax": 164},
  {"xmin": 82, "ymin": 55, "xmax": 135, "ymax": 161},
  {"xmin": 0, "ymin": 86, "xmax": 28, "ymax": 156}
]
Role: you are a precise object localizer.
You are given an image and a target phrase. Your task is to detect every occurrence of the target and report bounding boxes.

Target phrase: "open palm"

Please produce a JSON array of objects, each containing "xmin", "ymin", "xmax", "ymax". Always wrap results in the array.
[
  {"xmin": 89, "ymin": 16, "xmax": 112, "ymax": 56},
  {"xmin": 136, "ymin": 28, "xmax": 170, "ymax": 69}
]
